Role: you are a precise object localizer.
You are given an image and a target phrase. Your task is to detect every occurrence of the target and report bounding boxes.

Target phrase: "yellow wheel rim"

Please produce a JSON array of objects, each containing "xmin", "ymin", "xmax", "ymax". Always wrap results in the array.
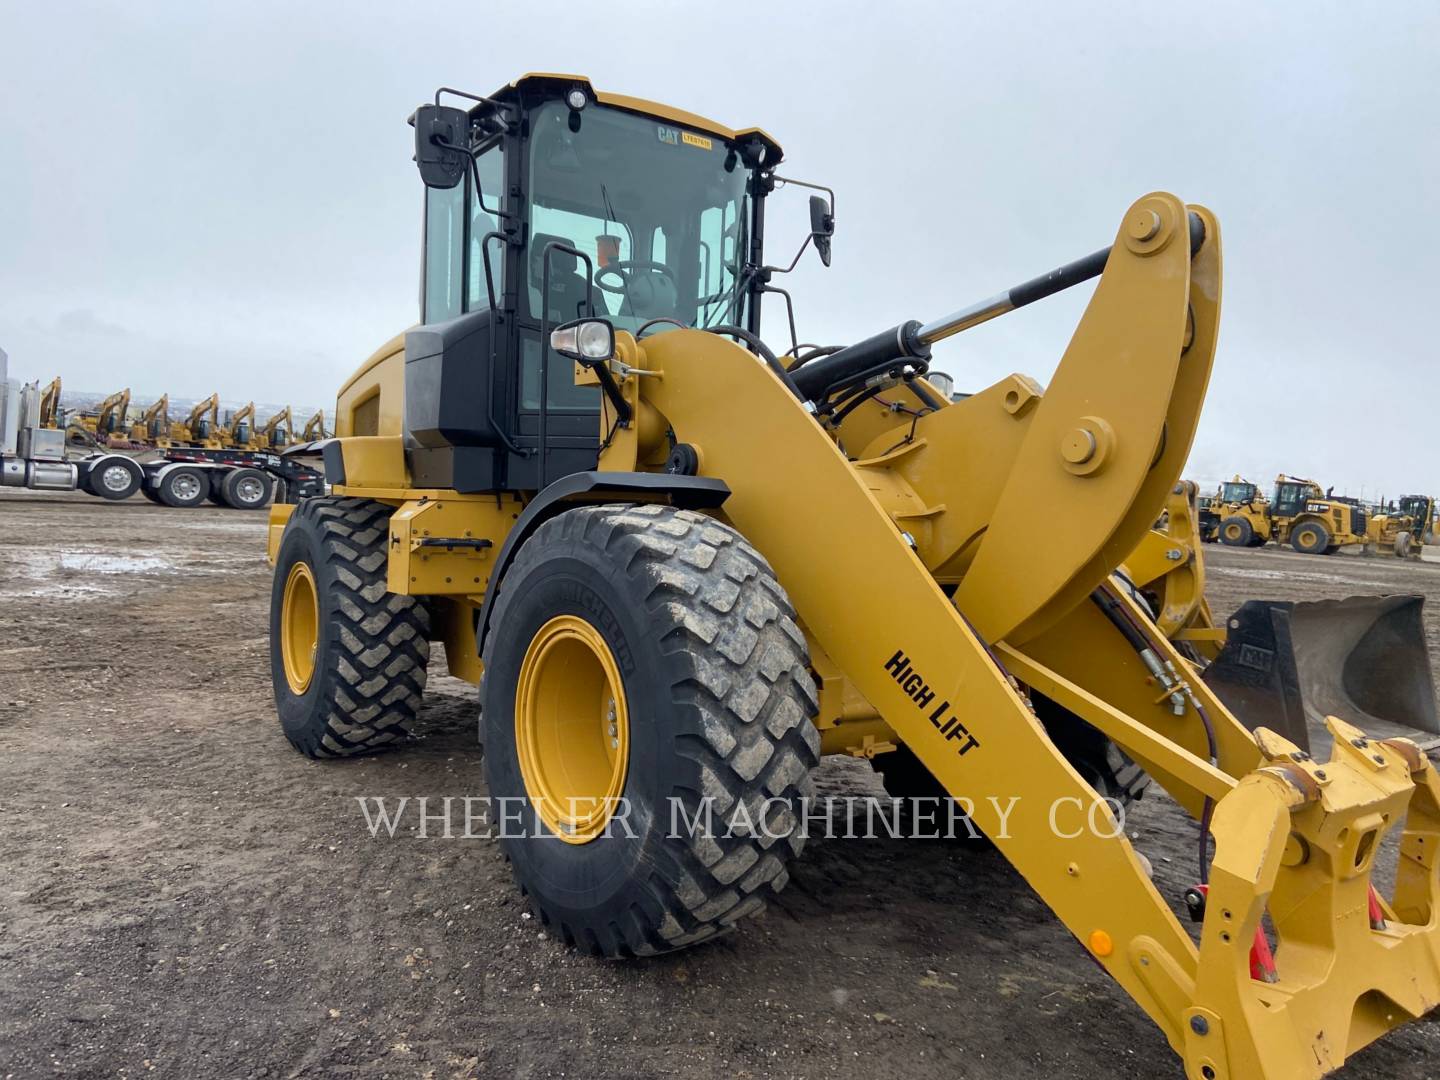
[
  {"xmin": 515, "ymin": 615, "xmax": 630, "ymax": 844},
  {"xmin": 1224, "ymin": 523, "xmax": 1241, "ymax": 541},
  {"xmin": 281, "ymin": 561, "xmax": 319, "ymax": 694}
]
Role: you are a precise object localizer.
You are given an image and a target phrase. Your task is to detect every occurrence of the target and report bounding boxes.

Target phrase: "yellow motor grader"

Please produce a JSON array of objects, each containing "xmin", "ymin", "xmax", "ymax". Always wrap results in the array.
[
  {"xmin": 264, "ymin": 75, "xmax": 1440, "ymax": 1078},
  {"xmin": 1369, "ymin": 494, "xmax": 1438, "ymax": 558}
]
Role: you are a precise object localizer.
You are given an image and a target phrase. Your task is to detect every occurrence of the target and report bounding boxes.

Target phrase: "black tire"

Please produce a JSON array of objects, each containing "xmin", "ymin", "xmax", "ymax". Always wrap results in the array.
[
  {"xmin": 270, "ymin": 497, "xmax": 430, "ymax": 758},
  {"xmin": 1395, "ymin": 532, "xmax": 1413, "ymax": 559},
  {"xmin": 1290, "ymin": 520, "xmax": 1330, "ymax": 555},
  {"xmin": 156, "ymin": 466, "xmax": 210, "ymax": 508},
  {"xmin": 1247, "ymin": 533, "xmax": 1268, "ymax": 548},
  {"xmin": 83, "ymin": 457, "xmax": 142, "ymax": 501},
  {"xmin": 222, "ymin": 468, "xmax": 274, "ymax": 511},
  {"xmin": 1219, "ymin": 516, "xmax": 1254, "ymax": 547},
  {"xmin": 481, "ymin": 503, "xmax": 820, "ymax": 957}
]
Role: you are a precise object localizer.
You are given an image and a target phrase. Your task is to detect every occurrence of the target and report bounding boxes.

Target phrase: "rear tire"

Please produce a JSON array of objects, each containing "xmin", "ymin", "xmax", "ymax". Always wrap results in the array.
[
  {"xmin": 481, "ymin": 503, "xmax": 820, "ymax": 957},
  {"xmin": 270, "ymin": 497, "xmax": 430, "ymax": 758},
  {"xmin": 1291, "ymin": 520, "xmax": 1330, "ymax": 555},
  {"xmin": 222, "ymin": 467, "xmax": 274, "ymax": 510},
  {"xmin": 1219, "ymin": 516, "xmax": 1253, "ymax": 547},
  {"xmin": 156, "ymin": 466, "xmax": 209, "ymax": 508}
]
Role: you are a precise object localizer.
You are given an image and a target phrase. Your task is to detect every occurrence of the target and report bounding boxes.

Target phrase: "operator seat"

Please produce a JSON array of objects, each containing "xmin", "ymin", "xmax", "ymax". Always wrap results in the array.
[{"xmin": 530, "ymin": 232, "xmax": 604, "ymax": 322}]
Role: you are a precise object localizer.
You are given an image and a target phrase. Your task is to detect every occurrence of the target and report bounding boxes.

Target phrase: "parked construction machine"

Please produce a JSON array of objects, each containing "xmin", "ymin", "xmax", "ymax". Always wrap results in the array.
[
  {"xmin": 300, "ymin": 409, "xmax": 327, "ymax": 442},
  {"xmin": 66, "ymin": 386, "xmax": 132, "ymax": 448},
  {"xmin": 1218, "ymin": 474, "xmax": 1367, "ymax": 554},
  {"xmin": 1369, "ymin": 494, "xmax": 1437, "ymax": 558},
  {"xmin": 129, "ymin": 394, "xmax": 171, "ymax": 447},
  {"xmin": 1129, "ymin": 482, "xmax": 1437, "ymax": 759},
  {"xmin": 37, "ymin": 376, "xmax": 63, "ymax": 429},
  {"xmin": 255, "ymin": 406, "xmax": 293, "ymax": 451},
  {"xmin": 168, "ymin": 393, "xmax": 223, "ymax": 448},
  {"xmin": 263, "ymin": 76, "xmax": 1440, "ymax": 1078}
]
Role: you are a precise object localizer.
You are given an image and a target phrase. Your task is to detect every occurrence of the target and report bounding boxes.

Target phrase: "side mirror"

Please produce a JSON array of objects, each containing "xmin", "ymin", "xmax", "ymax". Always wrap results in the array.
[
  {"xmin": 411, "ymin": 104, "xmax": 471, "ymax": 189},
  {"xmin": 809, "ymin": 194, "xmax": 835, "ymax": 267}
]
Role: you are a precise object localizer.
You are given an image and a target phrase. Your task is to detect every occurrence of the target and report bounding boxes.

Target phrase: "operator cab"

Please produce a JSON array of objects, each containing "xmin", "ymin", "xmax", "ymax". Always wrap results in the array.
[
  {"xmin": 1271, "ymin": 479, "xmax": 1314, "ymax": 517},
  {"xmin": 403, "ymin": 75, "xmax": 785, "ymax": 494},
  {"xmin": 1220, "ymin": 480, "xmax": 1256, "ymax": 505}
]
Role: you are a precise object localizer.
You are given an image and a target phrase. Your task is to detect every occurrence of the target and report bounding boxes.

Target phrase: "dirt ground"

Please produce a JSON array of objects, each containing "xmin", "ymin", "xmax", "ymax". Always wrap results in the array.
[{"xmin": 2, "ymin": 490, "xmax": 1438, "ymax": 1080}]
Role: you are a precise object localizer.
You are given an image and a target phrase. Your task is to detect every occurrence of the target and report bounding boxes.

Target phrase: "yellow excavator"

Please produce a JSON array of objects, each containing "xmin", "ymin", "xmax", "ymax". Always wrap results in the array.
[
  {"xmin": 168, "ymin": 393, "xmax": 224, "ymax": 448},
  {"xmin": 67, "ymin": 387, "xmax": 131, "ymax": 447},
  {"xmin": 261, "ymin": 75, "xmax": 1440, "ymax": 1078},
  {"xmin": 37, "ymin": 376, "xmax": 63, "ymax": 429},
  {"xmin": 299, "ymin": 408, "xmax": 327, "ymax": 442},
  {"xmin": 129, "ymin": 394, "xmax": 171, "ymax": 447},
  {"xmin": 221, "ymin": 402, "xmax": 257, "ymax": 449},
  {"xmin": 254, "ymin": 406, "xmax": 293, "ymax": 451}
]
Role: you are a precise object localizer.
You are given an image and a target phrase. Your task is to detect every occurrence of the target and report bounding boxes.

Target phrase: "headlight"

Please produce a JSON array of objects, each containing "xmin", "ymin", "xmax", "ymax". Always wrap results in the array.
[{"xmin": 550, "ymin": 318, "xmax": 615, "ymax": 363}]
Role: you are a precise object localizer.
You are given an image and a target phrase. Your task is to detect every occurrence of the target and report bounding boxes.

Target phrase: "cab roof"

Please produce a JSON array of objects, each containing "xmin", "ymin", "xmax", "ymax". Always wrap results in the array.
[{"xmin": 487, "ymin": 72, "xmax": 783, "ymax": 165}]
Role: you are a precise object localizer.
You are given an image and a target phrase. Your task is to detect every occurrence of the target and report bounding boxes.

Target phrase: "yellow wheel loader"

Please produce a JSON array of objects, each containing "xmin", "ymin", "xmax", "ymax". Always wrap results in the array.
[
  {"xmin": 1212, "ymin": 476, "xmax": 1269, "ymax": 548},
  {"xmin": 1220, "ymin": 475, "xmax": 1369, "ymax": 555},
  {"xmin": 1127, "ymin": 482, "xmax": 1438, "ymax": 759},
  {"xmin": 264, "ymin": 75, "xmax": 1440, "ymax": 1078}
]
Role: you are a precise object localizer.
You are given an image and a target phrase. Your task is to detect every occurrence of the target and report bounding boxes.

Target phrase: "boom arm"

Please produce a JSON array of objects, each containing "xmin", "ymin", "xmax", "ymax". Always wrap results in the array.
[{"xmin": 593, "ymin": 193, "xmax": 1440, "ymax": 1078}]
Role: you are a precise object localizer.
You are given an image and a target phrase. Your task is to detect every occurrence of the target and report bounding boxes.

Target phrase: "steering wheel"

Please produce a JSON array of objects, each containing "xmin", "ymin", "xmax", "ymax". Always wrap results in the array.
[{"xmin": 594, "ymin": 260, "xmax": 679, "ymax": 295}]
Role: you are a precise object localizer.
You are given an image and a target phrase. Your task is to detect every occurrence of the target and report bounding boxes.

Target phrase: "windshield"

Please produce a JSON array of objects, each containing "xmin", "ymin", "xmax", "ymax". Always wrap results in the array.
[
  {"xmin": 1222, "ymin": 482, "xmax": 1255, "ymax": 503},
  {"xmin": 526, "ymin": 101, "xmax": 751, "ymax": 334},
  {"xmin": 1400, "ymin": 496, "xmax": 1430, "ymax": 520}
]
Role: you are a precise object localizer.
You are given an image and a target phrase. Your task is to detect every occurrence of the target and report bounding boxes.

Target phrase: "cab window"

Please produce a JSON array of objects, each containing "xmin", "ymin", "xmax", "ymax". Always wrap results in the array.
[
  {"xmin": 423, "ymin": 182, "xmax": 464, "ymax": 324},
  {"xmin": 467, "ymin": 145, "xmax": 505, "ymax": 311}
]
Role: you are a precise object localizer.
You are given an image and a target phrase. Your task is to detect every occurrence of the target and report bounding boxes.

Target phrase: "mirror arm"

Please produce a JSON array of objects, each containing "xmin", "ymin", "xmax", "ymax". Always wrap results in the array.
[
  {"xmin": 434, "ymin": 86, "xmax": 514, "ymax": 133},
  {"xmin": 767, "ymin": 234, "xmax": 813, "ymax": 277},
  {"xmin": 433, "ymin": 136, "xmax": 517, "ymax": 221},
  {"xmin": 772, "ymin": 174, "xmax": 836, "ymax": 218}
]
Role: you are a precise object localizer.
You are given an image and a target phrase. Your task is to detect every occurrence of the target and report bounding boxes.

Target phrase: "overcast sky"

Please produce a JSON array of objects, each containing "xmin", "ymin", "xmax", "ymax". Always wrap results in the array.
[{"xmin": 2, "ymin": 1, "xmax": 1436, "ymax": 497}]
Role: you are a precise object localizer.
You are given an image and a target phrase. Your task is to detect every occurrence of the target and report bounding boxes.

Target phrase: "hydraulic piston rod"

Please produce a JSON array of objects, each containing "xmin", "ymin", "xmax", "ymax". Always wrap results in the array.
[
  {"xmin": 790, "ymin": 211, "xmax": 1205, "ymax": 403},
  {"xmin": 916, "ymin": 211, "xmax": 1205, "ymax": 346}
]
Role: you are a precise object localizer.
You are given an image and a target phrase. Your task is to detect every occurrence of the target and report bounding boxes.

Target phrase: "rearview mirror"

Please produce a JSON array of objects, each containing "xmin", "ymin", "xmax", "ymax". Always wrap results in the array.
[
  {"xmin": 809, "ymin": 194, "xmax": 835, "ymax": 267},
  {"xmin": 411, "ymin": 104, "xmax": 470, "ymax": 189}
]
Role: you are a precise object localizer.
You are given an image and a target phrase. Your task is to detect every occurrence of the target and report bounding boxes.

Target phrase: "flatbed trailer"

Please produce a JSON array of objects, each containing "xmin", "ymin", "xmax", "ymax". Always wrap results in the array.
[
  {"xmin": 3, "ymin": 354, "xmax": 322, "ymax": 510},
  {"xmin": 138, "ymin": 445, "xmax": 323, "ymax": 509}
]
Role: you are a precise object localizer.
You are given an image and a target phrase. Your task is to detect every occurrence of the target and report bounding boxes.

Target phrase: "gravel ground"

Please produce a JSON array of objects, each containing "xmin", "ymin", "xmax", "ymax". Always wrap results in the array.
[{"xmin": 2, "ymin": 489, "xmax": 1438, "ymax": 1079}]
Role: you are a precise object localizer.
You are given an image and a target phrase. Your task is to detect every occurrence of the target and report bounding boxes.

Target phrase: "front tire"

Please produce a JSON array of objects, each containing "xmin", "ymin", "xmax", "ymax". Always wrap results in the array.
[
  {"xmin": 1219, "ymin": 516, "xmax": 1253, "ymax": 547},
  {"xmin": 1291, "ymin": 520, "xmax": 1330, "ymax": 555},
  {"xmin": 481, "ymin": 503, "xmax": 820, "ymax": 957},
  {"xmin": 270, "ymin": 497, "xmax": 430, "ymax": 758},
  {"xmin": 84, "ymin": 457, "xmax": 142, "ymax": 501}
]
